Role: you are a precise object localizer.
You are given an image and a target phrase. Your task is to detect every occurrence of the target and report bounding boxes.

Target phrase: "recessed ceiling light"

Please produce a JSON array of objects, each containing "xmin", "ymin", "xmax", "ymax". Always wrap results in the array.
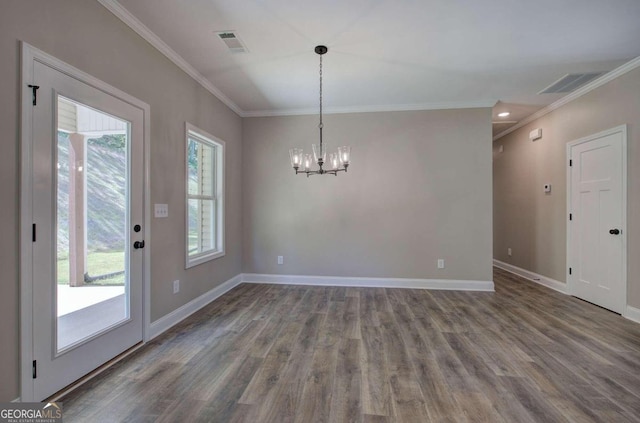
[{"xmin": 498, "ymin": 112, "xmax": 510, "ymax": 117}]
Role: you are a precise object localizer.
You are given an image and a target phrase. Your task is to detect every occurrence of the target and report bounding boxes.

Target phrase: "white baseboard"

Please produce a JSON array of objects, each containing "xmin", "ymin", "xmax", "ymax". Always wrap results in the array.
[
  {"xmin": 148, "ymin": 274, "xmax": 243, "ymax": 340},
  {"xmin": 625, "ymin": 305, "xmax": 640, "ymax": 324},
  {"xmin": 241, "ymin": 273, "xmax": 494, "ymax": 292},
  {"xmin": 493, "ymin": 259, "xmax": 568, "ymax": 294}
]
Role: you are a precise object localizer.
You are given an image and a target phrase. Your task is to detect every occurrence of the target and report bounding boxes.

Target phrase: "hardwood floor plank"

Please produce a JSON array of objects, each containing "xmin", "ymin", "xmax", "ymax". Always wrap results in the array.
[
  {"xmin": 329, "ymin": 338, "xmax": 362, "ymax": 423},
  {"xmin": 441, "ymin": 332, "xmax": 537, "ymax": 423},
  {"xmin": 379, "ymin": 311, "xmax": 431, "ymax": 423},
  {"xmin": 362, "ymin": 414, "xmax": 389, "ymax": 423},
  {"xmin": 500, "ymin": 376, "xmax": 569, "ymax": 422},
  {"xmin": 293, "ymin": 343, "xmax": 336, "ymax": 423},
  {"xmin": 360, "ymin": 289, "xmax": 381, "ymax": 327},
  {"xmin": 360, "ymin": 323, "xmax": 391, "ymax": 416},
  {"xmin": 237, "ymin": 319, "xmax": 307, "ymax": 405},
  {"xmin": 331, "ymin": 286, "xmax": 347, "ymax": 302},
  {"xmin": 246, "ymin": 287, "xmax": 308, "ymax": 359},
  {"xmin": 294, "ymin": 300, "xmax": 346, "ymax": 423},
  {"xmin": 247, "ymin": 312, "xmax": 325, "ymax": 422},
  {"xmin": 343, "ymin": 296, "xmax": 361, "ymax": 340},
  {"xmin": 195, "ymin": 356, "xmax": 264, "ymax": 422},
  {"xmin": 392, "ymin": 322, "xmax": 465, "ymax": 422},
  {"xmin": 519, "ymin": 360, "xmax": 632, "ymax": 423}
]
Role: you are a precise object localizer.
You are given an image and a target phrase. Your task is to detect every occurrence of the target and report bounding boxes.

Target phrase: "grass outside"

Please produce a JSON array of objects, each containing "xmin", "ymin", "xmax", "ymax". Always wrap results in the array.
[{"xmin": 57, "ymin": 251, "xmax": 125, "ymax": 285}]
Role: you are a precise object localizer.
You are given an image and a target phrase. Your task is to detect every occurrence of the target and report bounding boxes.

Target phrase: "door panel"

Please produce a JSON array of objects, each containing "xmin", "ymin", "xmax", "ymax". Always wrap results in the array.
[
  {"xmin": 31, "ymin": 60, "xmax": 144, "ymax": 400},
  {"xmin": 569, "ymin": 129, "xmax": 624, "ymax": 313}
]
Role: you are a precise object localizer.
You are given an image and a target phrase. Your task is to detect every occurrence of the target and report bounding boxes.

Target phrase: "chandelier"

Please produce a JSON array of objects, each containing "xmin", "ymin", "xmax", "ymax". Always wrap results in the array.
[{"xmin": 289, "ymin": 45, "xmax": 351, "ymax": 176}]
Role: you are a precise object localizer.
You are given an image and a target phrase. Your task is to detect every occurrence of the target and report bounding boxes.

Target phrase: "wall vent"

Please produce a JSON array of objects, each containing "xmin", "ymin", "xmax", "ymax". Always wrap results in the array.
[
  {"xmin": 539, "ymin": 73, "xmax": 604, "ymax": 94},
  {"xmin": 216, "ymin": 31, "xmax": 248, "ymax": 53}
]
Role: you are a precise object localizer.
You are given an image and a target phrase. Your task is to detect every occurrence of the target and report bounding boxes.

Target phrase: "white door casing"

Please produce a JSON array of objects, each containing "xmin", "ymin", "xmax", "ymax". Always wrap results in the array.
[
  {"xmin": 567, "ymin": 125, "xmax": 627, "ymax": 313},
  {"xmin": 20, "ymin": 43, "xmax": 151, "ymax": 401}
]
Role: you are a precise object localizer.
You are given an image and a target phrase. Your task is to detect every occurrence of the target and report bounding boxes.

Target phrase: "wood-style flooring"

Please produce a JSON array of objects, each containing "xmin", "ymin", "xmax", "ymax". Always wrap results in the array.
[{"xmin": 60, "ymin": 268, "xmax": 640, "ymax": 422}]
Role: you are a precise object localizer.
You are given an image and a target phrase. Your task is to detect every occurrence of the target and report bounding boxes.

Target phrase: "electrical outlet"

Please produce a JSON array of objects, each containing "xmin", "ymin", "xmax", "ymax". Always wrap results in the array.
[
  {"xmin": 173, "ymin": 280, "xmax": 180, "ymax": 294},
  {"xmin": 508, "ymin": 248, "xmax": 512, "ymax": 256},
  {"xmin": 155, "ymin": 204, "xmax": 169, "ymax": 218},
  {"xmin": 437, "ymin": 259, "xmax": 445, "ymax": 269},
  {"xmin": 277, "ymin": 256, "xmax": 284, "ymax": 265}
]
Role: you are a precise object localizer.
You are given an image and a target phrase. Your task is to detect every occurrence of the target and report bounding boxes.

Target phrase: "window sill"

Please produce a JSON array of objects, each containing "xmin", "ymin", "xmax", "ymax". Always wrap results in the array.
[{"xmin": 186, "ymin": 250, "xmax": 225, "ymax": 269}]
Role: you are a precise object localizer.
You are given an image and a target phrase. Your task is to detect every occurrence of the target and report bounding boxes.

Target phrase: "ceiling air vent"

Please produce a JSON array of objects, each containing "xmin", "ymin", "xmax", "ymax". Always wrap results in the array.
[
  {"xmin": 539, "ymin": 72, "xmax": 604, "ymax": 94},
  {"xmin": 216, "ymin": 31, "xmax": 248, "ymax": 53}
]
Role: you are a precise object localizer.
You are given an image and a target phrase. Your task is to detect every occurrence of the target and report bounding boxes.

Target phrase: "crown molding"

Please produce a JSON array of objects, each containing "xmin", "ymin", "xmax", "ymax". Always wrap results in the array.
[
  {"xmin": 96, "ymin": 0, "xmax": 243, "ymax": 116},
  {"xmin": 493, "ymin": 56, "xmax": 640, "ymax": 141},
  {"xmin": 243, "ymin": 100, "xmax": 497, "ymax": 118}
]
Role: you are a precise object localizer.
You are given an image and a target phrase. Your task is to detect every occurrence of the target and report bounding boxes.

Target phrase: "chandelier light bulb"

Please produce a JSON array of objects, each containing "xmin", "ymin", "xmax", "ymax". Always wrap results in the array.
[
  {"xmin": 338, "ymin": 146, "xmax": 351, "ymax": 166},
  {"xmin": 304, "ymin": 154, "xmax": 312, "ymax": 170},
  {"xmin": 289, "ymin": 148, "xmax": 303, "ymax": 169}
]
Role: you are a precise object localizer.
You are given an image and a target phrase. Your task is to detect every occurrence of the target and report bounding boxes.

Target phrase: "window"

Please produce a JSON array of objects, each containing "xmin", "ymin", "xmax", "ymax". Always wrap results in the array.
[{"xmin": 186, "ymin": 123, "xmax": 224, "ymax": 267}]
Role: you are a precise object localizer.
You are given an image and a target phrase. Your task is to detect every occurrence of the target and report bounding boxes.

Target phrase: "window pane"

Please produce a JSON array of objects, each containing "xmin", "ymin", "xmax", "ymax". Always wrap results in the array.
[
  {"xmin": 187, "ymin": 198, "xmax": 199, "ymax": 255},
  {"xmin": 199, "ymin": 198, "xmax": 215, "ymax": 252},
  {"xmin": 188, "ymin": 198, "xmax": 215, "ymax": 256},
  {"xmin": 187, "ymin": 138, "xmax": 199, "ymax": 196},
  {"xmin": 56, "ymin": 95, "xmax": 128, "ymax": 353},
  {"xmin": 188, "ymin": 137, "xmax": 214, "ymax": 197}
]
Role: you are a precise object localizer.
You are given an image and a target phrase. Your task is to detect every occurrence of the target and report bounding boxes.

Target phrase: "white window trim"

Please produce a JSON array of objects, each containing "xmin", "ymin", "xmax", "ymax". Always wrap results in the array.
[{"xmin": 185, "ymin": 122, "xmax": 225, "ymax": 268}]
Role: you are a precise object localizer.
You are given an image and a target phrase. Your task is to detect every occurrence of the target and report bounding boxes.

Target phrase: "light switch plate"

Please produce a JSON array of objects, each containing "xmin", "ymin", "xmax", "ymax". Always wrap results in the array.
[{"xmin": 154, "ymin": 204, "xmax": 168, "ymax": 218}]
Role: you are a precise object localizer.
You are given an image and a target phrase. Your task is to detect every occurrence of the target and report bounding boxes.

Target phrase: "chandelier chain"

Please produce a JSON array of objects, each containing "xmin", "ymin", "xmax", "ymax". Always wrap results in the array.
[
  {"xmin": 319, "ymin": 53, "xmax": 323, "ymax": 154},
  {"xmin": 319, "ymin": 54, "xmax": 323, "ymax": 128}
]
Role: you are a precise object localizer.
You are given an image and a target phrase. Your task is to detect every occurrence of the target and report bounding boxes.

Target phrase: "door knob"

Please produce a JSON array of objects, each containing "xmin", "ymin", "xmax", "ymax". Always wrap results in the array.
[
  {"xmin": 134, "ymin": 240, "xmax": 145, "ymax": 249},
  {"xmin": 609, "ymin": 229, "xmax": 620, "ymax": 235}
]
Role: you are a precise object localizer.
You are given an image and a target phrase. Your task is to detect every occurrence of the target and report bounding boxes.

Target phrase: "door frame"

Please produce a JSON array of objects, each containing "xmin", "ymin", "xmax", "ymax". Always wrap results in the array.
[
  {"xmin": 20, "ymin": 42, "xmax": 151, "ymax": 401},
  {"xmin": 566, "ymin": 124, "xmax": 627, "ymax": 312}
]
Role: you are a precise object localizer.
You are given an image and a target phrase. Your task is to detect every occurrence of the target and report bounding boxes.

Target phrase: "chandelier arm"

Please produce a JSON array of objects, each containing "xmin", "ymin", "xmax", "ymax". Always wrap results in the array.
[{"xmin": 293, "ymin": 166, "xmax": 347, "ymax": 176}]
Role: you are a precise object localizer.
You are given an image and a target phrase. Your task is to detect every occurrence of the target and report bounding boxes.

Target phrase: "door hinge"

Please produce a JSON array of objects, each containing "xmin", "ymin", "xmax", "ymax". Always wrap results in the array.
[
  {"xmin": 32, "ymin": 223, "xmax": 36, "ymax": 242},
  {"xmin": 569, "ymin": 213, "xmax": 572, "ymax": 221},
  {"xmin": 32, "ymin": 360, "xmax": 37, "ymax": 379},
  {"xmin": 569, "ymin": 267, "xmax": 572, "ymax": 275},
  {"xmin": 27, "ymin": 84, "xmax": 40, "ymax": 106},
  {"xmin": 569, "ymin": 159, "xmax": 572, "ymax": 167}
]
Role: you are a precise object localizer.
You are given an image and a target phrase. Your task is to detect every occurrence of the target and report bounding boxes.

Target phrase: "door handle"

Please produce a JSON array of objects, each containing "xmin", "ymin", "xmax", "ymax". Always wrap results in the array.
[
  {"xmin": 609, "ymin": 229, "xmax": 620, "ymax": 235},
  {"xmin": 134, "ymin": 240, "xmax": 145, "ymax": 249}
]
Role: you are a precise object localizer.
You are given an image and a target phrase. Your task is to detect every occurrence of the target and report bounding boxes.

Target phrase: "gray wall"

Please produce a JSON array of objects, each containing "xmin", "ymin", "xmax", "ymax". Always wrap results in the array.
[
  {"xmin": 242, "ymin": 109, "xmax": 494, "ymax": 281},
  {"xmin": 0, "ymin": 0, "xmax": 242, "ymax": 400},
  {"xmin": 493, "ymin": 66, "xmax": 640, "ymax": 308}
]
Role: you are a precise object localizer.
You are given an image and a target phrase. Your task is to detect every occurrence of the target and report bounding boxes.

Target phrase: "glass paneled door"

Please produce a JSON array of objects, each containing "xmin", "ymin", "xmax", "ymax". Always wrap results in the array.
[{"xmin": 29, "ymin": 58, "xmax": 145, "ymax": 401}]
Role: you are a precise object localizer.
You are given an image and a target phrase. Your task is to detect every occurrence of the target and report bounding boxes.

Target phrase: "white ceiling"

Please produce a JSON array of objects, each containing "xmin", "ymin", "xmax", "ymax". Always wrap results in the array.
[{"xmin": 112, "ymin": 0, "xmax": 640, "ymax": 134}]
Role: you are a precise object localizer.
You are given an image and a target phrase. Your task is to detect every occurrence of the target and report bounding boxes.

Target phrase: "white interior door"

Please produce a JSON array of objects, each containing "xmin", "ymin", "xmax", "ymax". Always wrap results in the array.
[
  {"xmin": 27, "ymin": 58, "xmax": 145, "ymax": 400},
  {"xmin": 568, "ymin": 126, "xmax": 626, "ymax": 313}
]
